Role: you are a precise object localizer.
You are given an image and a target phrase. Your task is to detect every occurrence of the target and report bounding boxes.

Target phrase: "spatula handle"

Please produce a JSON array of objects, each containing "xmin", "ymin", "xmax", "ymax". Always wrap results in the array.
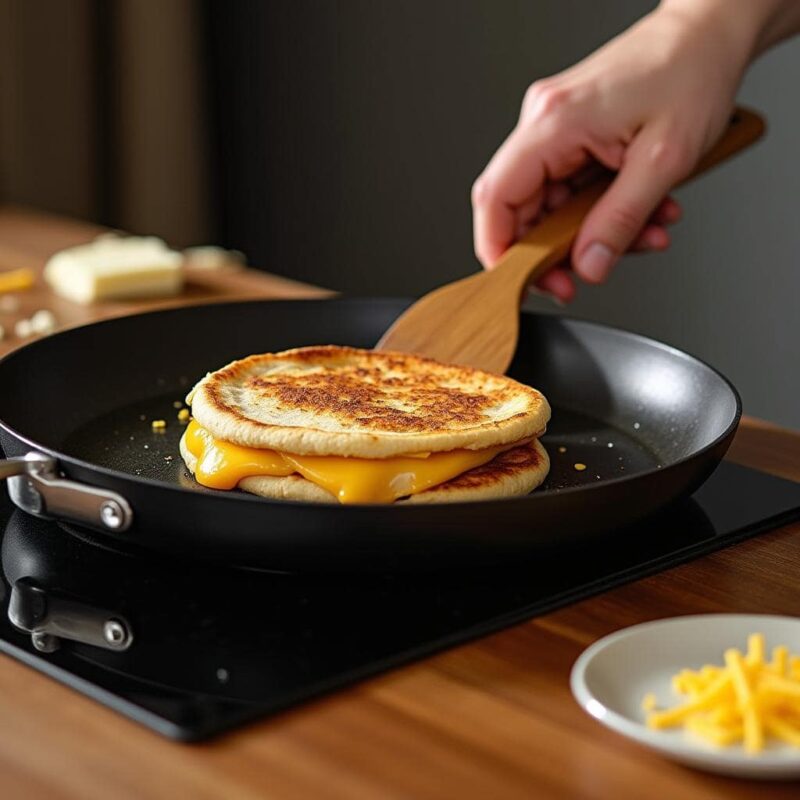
[{"xmin": 494, "ymin": 106, "xmax": 766, "ymax": 288}]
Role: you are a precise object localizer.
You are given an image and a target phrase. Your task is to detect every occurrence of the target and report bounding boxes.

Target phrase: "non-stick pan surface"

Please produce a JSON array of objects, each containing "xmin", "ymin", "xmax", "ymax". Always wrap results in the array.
[{"xmin": 0, "ymin": 299, "xmax": 740, "ymax": 570}]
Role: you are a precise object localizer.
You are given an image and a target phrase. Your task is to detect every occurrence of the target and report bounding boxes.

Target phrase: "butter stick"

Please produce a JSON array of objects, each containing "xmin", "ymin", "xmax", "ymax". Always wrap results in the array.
[{"xmin": 44, "ymin": 236, "xmax": 183, "ymax": 304}]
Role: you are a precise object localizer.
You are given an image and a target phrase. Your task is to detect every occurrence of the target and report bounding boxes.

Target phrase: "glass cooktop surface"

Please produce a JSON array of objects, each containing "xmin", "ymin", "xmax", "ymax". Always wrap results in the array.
[{"xmin": 1, "ymin": 461, "xmax": 799, "ymax": 741}]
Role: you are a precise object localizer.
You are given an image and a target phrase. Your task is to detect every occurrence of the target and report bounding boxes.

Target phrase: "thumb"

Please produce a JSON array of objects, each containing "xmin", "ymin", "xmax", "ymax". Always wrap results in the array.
[{"xmin": 573, "ymin": 126, "xmax": 692, "ymax": 283}]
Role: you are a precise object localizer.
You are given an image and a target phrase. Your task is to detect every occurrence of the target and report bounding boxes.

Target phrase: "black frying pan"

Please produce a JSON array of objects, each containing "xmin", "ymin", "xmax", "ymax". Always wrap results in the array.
[{"xmin": 0, "ymin": 299, "xmax": 740, "ymax": 570}]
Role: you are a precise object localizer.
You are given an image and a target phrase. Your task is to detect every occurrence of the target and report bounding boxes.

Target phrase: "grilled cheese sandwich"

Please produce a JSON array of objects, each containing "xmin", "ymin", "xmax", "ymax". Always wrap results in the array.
[{"xmin": 180, "ymin": 346, "xmax": 551, "ymax": 504}]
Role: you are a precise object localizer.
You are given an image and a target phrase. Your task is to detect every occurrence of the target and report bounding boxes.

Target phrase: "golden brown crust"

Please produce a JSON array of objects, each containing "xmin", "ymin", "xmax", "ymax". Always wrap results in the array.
[
  {"xmin": 428, "ymin": 439, "xmax": 545, "ymax": 490},
  {"xmin": 402, "ymin": 439, "xmax": 549, "ymax": 504},
  {"xmin": 188, "ymin": 346, "xmax": 550, "ymax": 457}
]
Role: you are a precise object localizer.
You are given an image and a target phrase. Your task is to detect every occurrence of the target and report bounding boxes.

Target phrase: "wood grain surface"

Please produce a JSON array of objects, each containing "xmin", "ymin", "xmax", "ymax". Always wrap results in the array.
[
  {"xmin": 0, "ymin": 205, "xmax": 331, "ymax": 360},
  {"xmin": 1, "ymin": 206, "xmax": 799, "ymax": 799}
]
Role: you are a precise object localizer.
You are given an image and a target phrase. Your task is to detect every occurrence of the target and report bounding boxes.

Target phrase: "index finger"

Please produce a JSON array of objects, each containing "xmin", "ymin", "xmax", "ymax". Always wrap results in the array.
[
  {"xmin": 472, "ymin": 127, "xmax": 547, "ymax": 268},
  {"xmin": 472, "ymin": 123, "xmax": 588, "ymax": 268}
]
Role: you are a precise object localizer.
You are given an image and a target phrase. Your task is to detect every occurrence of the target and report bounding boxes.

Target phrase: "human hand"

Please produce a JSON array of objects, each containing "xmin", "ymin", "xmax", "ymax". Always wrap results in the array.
[{"xmin": 471, "ymin": 2, "xmax": 755, "ymax": 302}]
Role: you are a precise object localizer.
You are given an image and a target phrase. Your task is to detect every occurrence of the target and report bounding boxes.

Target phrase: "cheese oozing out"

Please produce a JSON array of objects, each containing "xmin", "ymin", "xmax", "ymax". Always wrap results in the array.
[{"xmin": 184, "ymin": 420, "xmax": 517, "ymax": 504}]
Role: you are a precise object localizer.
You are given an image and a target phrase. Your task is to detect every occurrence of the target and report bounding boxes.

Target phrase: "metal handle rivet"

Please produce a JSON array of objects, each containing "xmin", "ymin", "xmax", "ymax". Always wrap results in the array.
[
  {"xmin": 31, "ymin": 631, "xmax": 60, "ymax": 653},
  {"xmin": 103, "ymin": 619, "xmax": 129, "ymax": 647},
  {"xmin": 100, "ymin": 500, "xmax": 125, "ymax": 530}
]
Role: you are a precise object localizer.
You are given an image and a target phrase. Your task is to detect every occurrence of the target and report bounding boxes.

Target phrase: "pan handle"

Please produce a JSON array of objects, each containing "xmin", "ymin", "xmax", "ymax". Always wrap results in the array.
[
  {"xmin": 0, "ymin": 452, "xmax": 133, "ymax": 533},
  {"xmin": 0, "ymin": 456, "xmax": 36, "ymax": 480}
]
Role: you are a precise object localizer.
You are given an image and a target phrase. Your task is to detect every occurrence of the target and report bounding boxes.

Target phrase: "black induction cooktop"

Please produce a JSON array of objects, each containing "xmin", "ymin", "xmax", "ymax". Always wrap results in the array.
[{"xmin": 1, "ymin": 461, "xmax": 799, "ymax": 741}]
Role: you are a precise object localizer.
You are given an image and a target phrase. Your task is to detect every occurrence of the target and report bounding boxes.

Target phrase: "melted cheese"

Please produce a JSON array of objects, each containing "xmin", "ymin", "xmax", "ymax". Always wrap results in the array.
[
  {"xmin": 185, "ymin": 421, "xmax": 294, "ymax": 490},
  {"xmin": 184, "ymin": 420, "xmax": 510, "ymax": 504}
]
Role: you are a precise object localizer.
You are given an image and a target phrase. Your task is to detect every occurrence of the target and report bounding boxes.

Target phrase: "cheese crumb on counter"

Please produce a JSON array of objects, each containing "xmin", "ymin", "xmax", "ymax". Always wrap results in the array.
[
  {"xmin": 183, "ymin": 245, "xmax": 246, "ymax": 271},
  {"xmin": 30, "ymin": 309, "xmax": 56, "ymax": 335},
  {"xmin": 151, "ymin": 419, "xmax": 167, "ymax": 432},
  {"xmin": 14, "ymin": 318, "xmax": 33, "ymax": 339},
  {"xmin": 44, "ymin": 236, "xmax": 183, "ymax": 304},
  {"xmin": 0, "ymin": 268, "xmax": 35, "ymax": 294},
  {"xmin": 177, "ymin": 408, "xmax": 190, "ymax": 423},
  {"xmin": 0, "ymin": 294, "xmax": 21, "ymax": 312},
  {"xmin": 7, "ymin": 309, "xmax": 59, "ymax": 341}
]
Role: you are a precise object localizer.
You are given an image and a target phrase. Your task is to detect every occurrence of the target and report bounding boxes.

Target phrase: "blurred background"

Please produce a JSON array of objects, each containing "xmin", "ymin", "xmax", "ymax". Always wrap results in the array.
[{"xmin": 0, "ymin": 0, "xmax": 798, "ymax": 426}]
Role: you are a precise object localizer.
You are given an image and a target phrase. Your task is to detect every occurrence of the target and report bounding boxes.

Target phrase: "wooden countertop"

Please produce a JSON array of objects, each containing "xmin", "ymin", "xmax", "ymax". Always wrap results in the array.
[
  {"xmin": 1, "ymin": 206, "xmax": 799, "ymax": 799},
  {"xmin": 0, "ymin": 205, "xmax": 331, "ymax": 359}
]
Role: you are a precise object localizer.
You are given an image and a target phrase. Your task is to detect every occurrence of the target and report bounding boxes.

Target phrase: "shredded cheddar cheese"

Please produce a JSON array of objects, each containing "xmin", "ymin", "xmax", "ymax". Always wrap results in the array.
[
  {"xmin": 641, "ymin": 693, "xmax": 658, "ymax": 712},
  {"xmin": 644, "ymin": 634, "xmax": 800, "ymax": 754},
  {"xmin": 0, "ymin": 268, "xmax": 34, "ymax": 294}
]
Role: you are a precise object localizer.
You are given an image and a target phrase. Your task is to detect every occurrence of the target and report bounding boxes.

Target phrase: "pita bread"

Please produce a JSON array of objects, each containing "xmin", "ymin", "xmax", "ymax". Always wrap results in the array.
[{"xmin": 188, "ymin": 346, "xmax": 550, "ymax": 457}]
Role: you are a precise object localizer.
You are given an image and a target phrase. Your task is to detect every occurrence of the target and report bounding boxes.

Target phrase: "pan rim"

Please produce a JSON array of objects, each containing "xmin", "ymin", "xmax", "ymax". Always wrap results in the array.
[{"xmin": 0, "ymin": 297, "xmax": 742, "ymax": 511}]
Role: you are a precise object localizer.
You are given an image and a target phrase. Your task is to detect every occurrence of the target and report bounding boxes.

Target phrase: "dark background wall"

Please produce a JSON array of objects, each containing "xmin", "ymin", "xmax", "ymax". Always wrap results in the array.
[
  {"xmin": 1, "ymin": 1, "xmax": 797, "ymax": 427},
  {"xmin": 207, "ymin": 0, "xmax": 649, "ymax": 294},
  {"xmin": 207, "ymin": 0, "xmax": 800, "ymax": 429}
]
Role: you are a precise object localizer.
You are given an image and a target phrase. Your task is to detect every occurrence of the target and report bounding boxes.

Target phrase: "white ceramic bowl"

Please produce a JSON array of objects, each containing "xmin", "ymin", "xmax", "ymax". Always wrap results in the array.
[{"xmin": 570, "ymin": 614, "xmax": 800, "ymax": 780}]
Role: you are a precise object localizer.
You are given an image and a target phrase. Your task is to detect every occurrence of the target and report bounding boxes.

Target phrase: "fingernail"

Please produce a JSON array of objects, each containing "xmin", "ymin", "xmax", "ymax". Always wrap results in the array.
[{"xmin": 578, "ymin": 242, "xmax": 616, "ymax": 283}]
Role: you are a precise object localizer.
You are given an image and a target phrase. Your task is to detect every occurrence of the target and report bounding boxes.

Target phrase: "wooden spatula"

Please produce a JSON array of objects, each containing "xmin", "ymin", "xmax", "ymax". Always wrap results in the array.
[{"xmin": 376, "ymin": 107, "xmax": 765, "ymax": 374}]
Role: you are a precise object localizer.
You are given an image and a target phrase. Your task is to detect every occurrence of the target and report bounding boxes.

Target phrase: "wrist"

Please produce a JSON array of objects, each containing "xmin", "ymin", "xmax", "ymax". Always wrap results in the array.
[{"xmin": 657, "ymin": 0, "xmax": 764, "ymax": 72}]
